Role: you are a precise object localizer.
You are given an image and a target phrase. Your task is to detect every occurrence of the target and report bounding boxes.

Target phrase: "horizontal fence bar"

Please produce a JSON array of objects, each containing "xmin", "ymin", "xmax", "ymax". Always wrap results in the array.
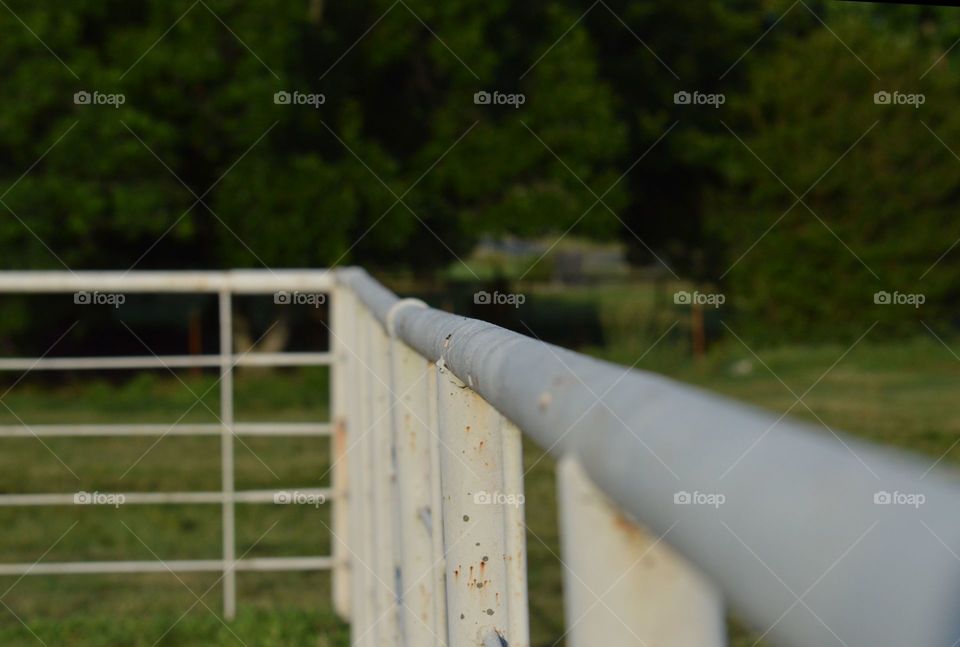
[
  {"xmin": 232, "ymin": 352, "xmax": 333, "ymax": 367},
  {"xmin": 0, "ymin": 270, "xmax": 335, "ymax": 294},
  {"xmin": 0, "ymin": 423, "xmax": 331, "ymax": 437},
  {"xmin": 0, "ymin": 352, "xmax": 332, "ymax": 371},
  {"xmin": 0, "ymin": 488, "xmax": 332, "ymax": 506},
  {"xmin": 0, "ymin": 556, "xmax": 335, "ymax": 576},
  {"xmin": 338, "ymin": 267, "xmax": 960, "ymax": 647}
]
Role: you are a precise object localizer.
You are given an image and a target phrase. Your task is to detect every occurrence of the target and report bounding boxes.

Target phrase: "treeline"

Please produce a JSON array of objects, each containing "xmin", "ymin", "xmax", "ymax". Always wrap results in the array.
[{"xmin": 1, "ymin": 1, "xmax": 958, "ymax": 340}]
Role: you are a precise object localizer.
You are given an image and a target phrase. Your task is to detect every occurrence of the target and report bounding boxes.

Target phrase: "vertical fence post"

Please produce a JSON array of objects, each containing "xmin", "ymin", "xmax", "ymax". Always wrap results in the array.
[
  {"xmin": 388, "ymin": 315, "xmax": 442, "ymax": 644},
  {"xmin": 500, "ymin": 419, "xmax": 530, "ymax": 647},
  {"xmin": 346, "ymin": 291, "xmax": 374, "ymax": 645},
  {"xmin": 366, "ymin": 316, "xmax": 400, "ymax": 644},
  {"xmin": 436, "ymin": 370, "xmax": 529, "ymax": 646},
  {"xmin": 331, "ymin": 286, "xmax": 351, "ymax": 618},
  {"xmin": 218, "ymin": 289, "xmax": 237, "ymax": 620},
  {"xmin": 427, "ymin": 362, "xmax": 449, "ymax": 645},
  {"xmin": 557, "ymin": 456, "xmax": 725, "ymax": 646}
]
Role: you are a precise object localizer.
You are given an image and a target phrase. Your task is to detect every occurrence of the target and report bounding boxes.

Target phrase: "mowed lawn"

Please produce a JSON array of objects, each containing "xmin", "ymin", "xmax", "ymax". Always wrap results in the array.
[
  {"xmin": 0, "ymin": 368, "xmax": 348, "ymax": 646},
  {"xmin": 1, "ymin": 314, "xmax": 959, "ymax": 645}
]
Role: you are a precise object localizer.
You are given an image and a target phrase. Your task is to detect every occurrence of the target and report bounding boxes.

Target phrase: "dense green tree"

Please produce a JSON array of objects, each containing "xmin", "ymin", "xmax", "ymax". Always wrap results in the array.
[
  {"xmin": 2, "ymin": 0, "xmax": 959, "ymax": 342},
  {"xmin": 580, "ymin": 0, "xmax": 769, "ymax": 278},
  {"xmin": 705, "ymin": 2, "xmax": 960, "ymax": 340},
  {"xmin": 0, "ymin": 0, "xmax": 627, "ymax": 273}
]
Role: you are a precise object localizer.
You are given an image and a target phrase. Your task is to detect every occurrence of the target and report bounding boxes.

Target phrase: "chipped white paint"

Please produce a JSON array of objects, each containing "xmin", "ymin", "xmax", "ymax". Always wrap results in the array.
[
  {"xmin": 435, "ymin": 372, "xmax": 520, "ymax": 646},
  {"xmin": 339, "ymin": 266, "xmax": 960, "ymax": 647},
  {"xmin": 558, "ymin": 456, "xmax": 724, "ymax": 647}
]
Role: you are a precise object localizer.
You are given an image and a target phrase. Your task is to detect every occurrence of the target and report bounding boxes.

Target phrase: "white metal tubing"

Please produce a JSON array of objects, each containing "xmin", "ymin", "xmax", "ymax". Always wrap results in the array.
[
  {"xmin": 0, "ymin": 270, "xmax": 335, "ymax": 623},
  {"xmin": 0, "ymin": 423, "xmax": 331, "ymax": 437},
  {"xmin": 0, "ymin": 270, "xmax": 335, "ymax": 293},
  {"xmin": 499, "ymin": 419, "xmax": 530, "ymax": 647},
  {"xmin": 436, "ymin": 372, "xmax": 516, "ymax": 647},
  {"xmin": 351, "ymin": 299, "xmax": 376, "ymax": 646},
  {"xmin": 331, "ymin": 286, "xmax": 351, "ymax": 618},
  {"xmin": 368, "ymin": 318, "xmax": 400, "ymax": 645},
  {"xmin": 0, "ymin": 556, "xmax": 334, "ymax": 577},
  {"xmin": 231, "ymin": 352, "xmax": 333, "ymax": 367},
  {"xmin": 427, "ymin": 363, "xmax": 449, "ymax": 646},
  {"xmin": 0, "ymin": 488, "xmax": 332, "ymax": 506},
  {"xmin": 390, "ymin": 339, "xmax": 439, "ymax": 645},
  {"xmin": 557, "ymin": 456, "xmax": 724, "ymax": 646},
  {"xmin": 0, "ymin": 352, "xmax": 332, "ymax": 371},
  {"xmin": 218, "ymin": 289, "xmax": 237, "ymax": 620},
  {"xmin": 339, "ymin": 267, "xmax": 960, "ymax": 647},
  {"xmin": 343, "ymin": 290, "xmax": 368, "ymax": 642}
]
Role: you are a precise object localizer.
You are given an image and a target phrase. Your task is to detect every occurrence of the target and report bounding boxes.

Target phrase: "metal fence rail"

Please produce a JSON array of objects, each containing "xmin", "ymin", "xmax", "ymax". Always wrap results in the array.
[
  {"xmin": 4, "ymin": 268, "xmax": 960, "ymax": 646},
  {"xmin": 337, "ymin": 267, "xmax": 960, "ymax": 647},
  {"xmin": 0, "ymin": 270, "xmax": 340, "ymax": 620}
]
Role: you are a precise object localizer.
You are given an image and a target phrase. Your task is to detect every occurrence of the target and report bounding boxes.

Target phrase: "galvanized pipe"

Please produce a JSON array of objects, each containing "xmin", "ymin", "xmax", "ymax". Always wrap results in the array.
[{"xmin": 338, "ymin": 267, "xmax": 960, "ymax": 647}]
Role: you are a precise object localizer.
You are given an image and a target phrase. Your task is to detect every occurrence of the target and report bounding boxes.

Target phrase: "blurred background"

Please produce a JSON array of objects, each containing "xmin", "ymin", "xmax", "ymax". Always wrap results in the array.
[{"xmin": 0, "ymin": 0, "xmax": 959, "ymax": 645}]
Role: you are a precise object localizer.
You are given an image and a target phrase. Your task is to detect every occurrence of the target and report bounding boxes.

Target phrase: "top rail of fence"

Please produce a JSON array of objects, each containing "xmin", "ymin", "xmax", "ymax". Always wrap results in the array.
[
  {"xmin": 336, "ymin": 266, "xmax": 960, "ymax": 647},
  {"xmin": 0, "ymin": 270, "xmax": 336, "ymax": 293}
]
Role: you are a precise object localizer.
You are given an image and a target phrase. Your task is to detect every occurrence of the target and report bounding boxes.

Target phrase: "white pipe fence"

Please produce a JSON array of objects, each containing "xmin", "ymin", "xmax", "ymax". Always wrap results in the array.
[
  {"xmin": 0, "ymin": 270, "xmax": 339, "ymax": 621},
  {"xmin": 337, "ymin": 267, "xmax": 960, "ymax": 647},
  {"xmin": 3, "ymin": 269, "xmax": 960, "ymax": 647}
]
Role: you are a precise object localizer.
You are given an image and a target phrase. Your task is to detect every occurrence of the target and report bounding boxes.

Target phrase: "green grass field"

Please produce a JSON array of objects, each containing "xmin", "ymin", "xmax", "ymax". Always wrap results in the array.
[{"xmin": 1, "ymin": 282, "xmax": 958, "ymax": 646}]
